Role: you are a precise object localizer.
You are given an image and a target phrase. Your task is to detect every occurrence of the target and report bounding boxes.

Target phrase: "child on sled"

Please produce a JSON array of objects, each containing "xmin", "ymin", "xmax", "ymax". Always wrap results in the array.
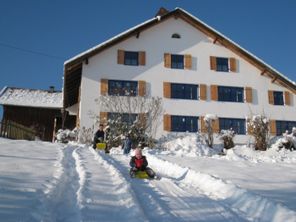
[{"xmin": 129, "ymin": 148, "xmax": 156, "ymax": 179}]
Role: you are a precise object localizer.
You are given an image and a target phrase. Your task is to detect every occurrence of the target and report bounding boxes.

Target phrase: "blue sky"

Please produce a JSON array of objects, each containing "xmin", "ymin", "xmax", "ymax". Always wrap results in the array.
[{"xmin": 0, "ymin": 0, "xmax": 295, "ymax": 119}]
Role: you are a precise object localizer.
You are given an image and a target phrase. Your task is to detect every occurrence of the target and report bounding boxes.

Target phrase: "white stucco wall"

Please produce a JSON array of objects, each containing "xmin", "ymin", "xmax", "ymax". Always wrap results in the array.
[{"xmin": 77, "ymin": 17, "xmax": 296, "ymax": 143}]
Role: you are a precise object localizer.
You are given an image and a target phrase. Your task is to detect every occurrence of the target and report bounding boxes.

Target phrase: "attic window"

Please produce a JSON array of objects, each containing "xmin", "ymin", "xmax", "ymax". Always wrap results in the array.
[{"xmin": 172, "ymin": 33, "xmax": 181, "ymax": 39}]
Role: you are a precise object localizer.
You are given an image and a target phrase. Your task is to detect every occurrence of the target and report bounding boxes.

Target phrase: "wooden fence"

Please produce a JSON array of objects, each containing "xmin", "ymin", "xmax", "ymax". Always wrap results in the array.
[{"xmin": 0, "ymin": 120, "xmax": 36, "ymax": 140}]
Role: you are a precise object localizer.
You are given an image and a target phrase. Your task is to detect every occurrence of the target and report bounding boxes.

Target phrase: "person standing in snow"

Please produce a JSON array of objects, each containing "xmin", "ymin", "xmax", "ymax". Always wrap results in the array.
[
  {"xmin": 122, "ymin": 134, "xmax": 132, "ymax": 154},
  {"xmin": 92, "ymin": 124, "xmax": 105, "ymax": 149},
  {"xmin": 129, "ymin": 148, "xmax": 155, "ymax": 178}
]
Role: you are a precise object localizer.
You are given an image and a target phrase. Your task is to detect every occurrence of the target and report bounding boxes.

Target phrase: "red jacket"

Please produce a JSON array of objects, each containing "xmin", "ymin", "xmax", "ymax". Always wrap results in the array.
[{"xmin": 130, "ymin": 156, "xmax": 148, "ymax": 170}]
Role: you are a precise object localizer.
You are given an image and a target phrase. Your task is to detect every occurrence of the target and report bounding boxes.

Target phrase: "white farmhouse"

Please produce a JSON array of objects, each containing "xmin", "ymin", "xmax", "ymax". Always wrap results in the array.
[{"xmin": 63, "ymin": 7, "xmax": 296, "ymax": 143}]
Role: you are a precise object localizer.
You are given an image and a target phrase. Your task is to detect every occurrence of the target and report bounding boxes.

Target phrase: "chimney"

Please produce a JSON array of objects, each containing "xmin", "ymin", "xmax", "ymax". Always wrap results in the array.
[
  {"xmin": 155, "ymin": 7, "xmax": 170, "ymax": 17},
  {"xmin": 49, "ymin": 86, "xmax": 55, "ymax": 93}
]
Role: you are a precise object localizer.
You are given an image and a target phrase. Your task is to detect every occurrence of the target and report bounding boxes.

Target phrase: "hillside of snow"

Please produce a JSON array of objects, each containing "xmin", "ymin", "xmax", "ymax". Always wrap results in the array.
[{"xmin": 0, "ymin": 135, "xmax": 296, "ymax": 222}]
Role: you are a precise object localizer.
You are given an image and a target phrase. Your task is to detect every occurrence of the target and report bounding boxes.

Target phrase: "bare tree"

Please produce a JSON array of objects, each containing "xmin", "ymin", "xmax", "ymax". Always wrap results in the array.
[
  {"xmin": 247, "ymin": 114, "xmax": 269, "ymax": 151},
  {"xmin": 92, "ymin": 95, "xmax": 163, "ymax": 148},
  {"xmin": 203, "ymin": 114, "xmax": 218, "ymax": 148}
]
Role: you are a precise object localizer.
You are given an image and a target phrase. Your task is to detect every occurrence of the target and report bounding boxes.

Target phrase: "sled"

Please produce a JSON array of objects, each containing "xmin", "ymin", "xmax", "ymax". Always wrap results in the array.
[
  {"xmin": 133, "ymin": 171, "xmax": 160, "ymax": 180},
  {"xmin": 135, "ymin": 170, "xmax": 149, "ymax": 179},
  {"xmin": 96, "ymin": 142, "xmax": 106, "ymax": 150}
]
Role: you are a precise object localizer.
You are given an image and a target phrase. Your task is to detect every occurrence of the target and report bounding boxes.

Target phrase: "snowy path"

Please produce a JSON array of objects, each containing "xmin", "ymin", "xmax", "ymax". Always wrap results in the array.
[
  {"xmin": 1, "ymin": 139, "xmax": 295, "ymax": 222},
  {"xmin": 146, "ymin": 153, "xmax": 296, "ymax": 222},
  {"xmin": 74, "ymin": 147, "xmax": 148, "ymax": 222},
  {"xmin": 102, "ymin": 152, "xmax": 249, "ymax": 222},
  {"xmin": 41, "ymin": 146, "xmax": 82, "ymax": 222}
]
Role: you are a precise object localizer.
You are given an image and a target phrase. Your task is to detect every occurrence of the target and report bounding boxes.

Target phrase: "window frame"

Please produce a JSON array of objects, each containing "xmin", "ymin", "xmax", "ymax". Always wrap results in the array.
[
  {"xmin": 171, "ymin": 33, "xmax": 181, "ymax": 39},
  {"xmin": 171, "ymin": 115, "xmax": 198, "ymax": 132},
  {"xmin": 216, "ymin": 57, "xmax": 229, "ymax": 72},
  {"xmin": 276, "ymin": 120, "xmax": 296, "ymax": 136},
  {"xmin": 171, "ymin": 54, "xmax": 184, "ymax": 69},
  {"xmin": 171, "ymin": 83, "xmax": 198, "ymax": 100},
  {"xmin": 273, "ymin": 91, "xmax": 284, "ymax": 106},
  {"xmin": 124, "ymin": 51, "xmax": 139, "ymax": 66},
  {"xmin": 218, "ymin": 86, "xmax": 244, "ymax": 103},
  {"xmin": 108, "ymin": 80, "xmax": 138, "ymax": 96},
  {"xmin": 219, "ymin": 118, "xmax": 246, "ymax": 135}
]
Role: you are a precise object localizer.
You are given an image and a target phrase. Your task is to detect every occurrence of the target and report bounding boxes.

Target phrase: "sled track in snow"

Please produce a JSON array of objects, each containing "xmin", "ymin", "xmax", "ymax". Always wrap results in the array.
[
  {"xmin": 98, "ymin": 151, "xmax": 249, "ymax": 222},
  {"xmin": 84, "ymin": 147, "xmax": 149, "ymax": 222},
  {"xmin": 41, "ymin": 146, "xmax": 82, "ymax": 222},
  {"xmin": 95, "ymin": 151, "xmax": 176, "ymax": 222},
  {"xmin": 146, "ymin": 153, "xmax": 296, "ymax": 222}
]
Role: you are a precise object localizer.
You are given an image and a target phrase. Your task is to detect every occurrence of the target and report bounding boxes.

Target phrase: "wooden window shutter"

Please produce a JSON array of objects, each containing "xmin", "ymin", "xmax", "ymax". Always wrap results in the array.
[
  {"xmin": 139, "ymin": 51, "xmax": 146, "ymax": 66},
  {"xmin": 184, "ymin": 54, "xmax": 192, "ymax": 69},
  {"xmin": 200, "ymin": 116, "xmax": 206, "ymax": 133},
  {"xmin": 117, "ymin": 49, "xmax": 124, "ymax": 64},
  {"xmin": 210, "ymin": 56, "xmax": 217, "ymax": 70},
  {"xmin": 101, "ymin": 79, "xmax": 108, "ymax": 95},
  {"xmin": 199, "ymin": 84, "xmax": 207, "ymax": 100},
  {"xmin": 269, "ymin": 120, "xmax": 277, "ymax": 135},
  {"xmin": 245, "ymin": 87, "xmax": 253, "ymax": 103},
  {"xmin": 213, "ymin": 119, "xmax": 220, "ymax": 133},
  {"xmin": 229, "ymin": 58, "xmax": 237, "ymax": 72},
  {"xmin": 164, "ymin": 53, "xmax": 171, "ymax": 68},
  {"xmin": 284, "ymin": 91, "xmax": 291, "ymax": 106},
  {"xmin": 211, "ymin": 85, "xmax": 218, "ymax": 101},
  {"xmin": 163, "ymin": 114, "xmax": 171, "ymax": 131},
  {"xmin": 163, "ymin": 82, "xmax": 171, "ymax": 98},
  {"xmin": 138, "ymin": 80, "xmax": 146, "ymax": 97},
  {"xmin": 100, "ymin": 112, "xmax": 108, "ymax": 125},
  {"xmin": 268, "ymin": 90, "xmax": 274, "ymax": 105}
]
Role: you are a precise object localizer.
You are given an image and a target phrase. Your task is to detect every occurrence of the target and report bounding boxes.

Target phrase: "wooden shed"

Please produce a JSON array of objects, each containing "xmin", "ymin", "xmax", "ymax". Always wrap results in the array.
[{"xmin": 0, "ymin": 86, "xmax": 69, "ymax": 141}]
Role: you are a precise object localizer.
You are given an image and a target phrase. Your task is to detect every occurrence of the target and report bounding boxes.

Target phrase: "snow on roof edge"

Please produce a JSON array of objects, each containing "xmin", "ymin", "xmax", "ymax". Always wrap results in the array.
[
  {"xmin": 176, "ymin": 7, "xmax": 296, "ymax": 86},
  {"xmin": 0, "ymin": 87, "xmax": 63, "ymax": 109},
  {"xmin": 64, "ymin": 17, "xmax": 158, "ymax": 65}
]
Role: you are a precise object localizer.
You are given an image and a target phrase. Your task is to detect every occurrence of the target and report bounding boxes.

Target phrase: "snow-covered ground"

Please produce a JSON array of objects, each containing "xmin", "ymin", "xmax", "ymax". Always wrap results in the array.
[{"xmin": 0, "ymin": 135, "xmax": 296, "ymax": 222}]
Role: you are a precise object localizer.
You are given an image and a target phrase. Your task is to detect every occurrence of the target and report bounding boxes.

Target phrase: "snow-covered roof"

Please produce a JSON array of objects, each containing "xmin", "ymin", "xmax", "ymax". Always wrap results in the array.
[
  {"xmin": 0, "ymin": 87, "xmax": 62, "ymax": 109},
  {"xmin": 64, "ymin": 7, "xmax": 296, "ymax": 93}
]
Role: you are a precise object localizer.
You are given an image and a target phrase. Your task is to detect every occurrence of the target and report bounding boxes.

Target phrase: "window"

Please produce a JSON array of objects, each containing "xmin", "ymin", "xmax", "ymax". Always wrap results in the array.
[
  {"xmin": 210, "ymin": 56, "xmax": 237, "ymax": 72},
  {"xmin": 216, "ymin": 57, "xmax": 229, "ymax": 72},
  {"xmin": 276, "ymin": 121, "xmax": 296, "ymax": 136},
  {"xmin": 171, "ymin": 83, "xmax": 198, "ymax": 100},
  {"xmin": 172, "ymin": 33, "xmax": 181, "ymax": 39},
  {"xmin": 108, "ymin": 112, "xmax": 138, "ymax": 125},
  {"xmin": 218, "ymin": 86, "xmax": 244, "ymax": 102},
  {"xmin": 124, "ymin": 51, "xmax": 139, "ymax": 66},
  {"xmin": 108, "ymin": 80, "xmax": 138, "ymax": 96},
  {"xmin": 273, "ymin": 91, "xmax": 284, "ymax": 105},
  {"xmin": 171, "ymin": 54, "xmax": 184, "ymax": 69},
  {"xmin": 219, "ymin": 118, "xmax": 246, "ymax": 135},
  {"xmin": 171, "ymin": 115, "xmax": 198, "ymax": 132}
]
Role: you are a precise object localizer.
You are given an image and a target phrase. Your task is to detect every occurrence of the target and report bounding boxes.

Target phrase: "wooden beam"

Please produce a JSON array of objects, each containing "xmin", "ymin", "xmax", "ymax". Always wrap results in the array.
[
  {"xmin": 271, "ymin": 76, "xmax": 277, "ymax": 83},
  {"xmin": 213, "ymin": 37, "xmax": 219, "ymax": 44},
  {"xmin": 65, "ymin": 62, "xmax": 82, "ymax": 72},
  {"xmin": 136, "ymin": 32, "xmax": 140, "ymax": 38},
  {"xmin": 261, "ymin": 70, "xmax": 266, "ymax": 76}
]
